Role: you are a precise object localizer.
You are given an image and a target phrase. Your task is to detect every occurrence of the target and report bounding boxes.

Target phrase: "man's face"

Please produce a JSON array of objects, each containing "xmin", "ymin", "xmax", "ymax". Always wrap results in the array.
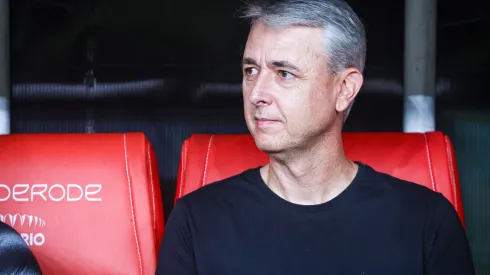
[{"xmin": 242, "ymin": 22, "xmax": 340, "ymax": 154}]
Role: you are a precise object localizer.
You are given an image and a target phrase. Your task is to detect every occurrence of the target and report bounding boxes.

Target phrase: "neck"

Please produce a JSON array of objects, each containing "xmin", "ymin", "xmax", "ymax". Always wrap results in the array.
[{"xmin": 260, "ymin": 132, "xmax": 358, "ymax": 205}]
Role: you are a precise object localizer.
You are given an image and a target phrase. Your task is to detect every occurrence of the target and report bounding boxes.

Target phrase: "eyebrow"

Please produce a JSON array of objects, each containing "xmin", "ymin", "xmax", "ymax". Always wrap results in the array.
[
  {"xmin": 270, "ymin": 60, "xmax": 302, "ymax": 73},
  {"xmin": 241, "ymin": 57, "xmax": 303, "ymax": 73},
  {"xmin": 242, "ymin": 57, "xmax": 258, "ymax": 67}
]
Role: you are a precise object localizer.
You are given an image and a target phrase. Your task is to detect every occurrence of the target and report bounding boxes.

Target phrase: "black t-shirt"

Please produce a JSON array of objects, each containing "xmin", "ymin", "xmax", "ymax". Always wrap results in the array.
[{"xmin": 156, "ymin": 163, "xmax": 475, "ymax": 275}]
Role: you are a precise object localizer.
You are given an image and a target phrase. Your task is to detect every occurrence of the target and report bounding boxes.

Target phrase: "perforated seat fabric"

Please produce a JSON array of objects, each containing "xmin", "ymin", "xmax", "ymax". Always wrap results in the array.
[
  {"xmin": 0, "ymin": 133, "xmax": 164, "ymax": 275},
  {"xmin": 176, "ymin": 131, "xmax": 465, "ymax": 224}
]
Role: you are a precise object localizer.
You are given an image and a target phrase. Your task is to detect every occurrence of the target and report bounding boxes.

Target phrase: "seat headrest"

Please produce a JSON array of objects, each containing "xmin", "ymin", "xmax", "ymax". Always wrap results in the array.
[
  {"xmin": 0, "ymin": 133, "xmax": 164, "ymax": 275},
  {"xmin": 176, "ymin": 131, "xmax": 464, "ymax": 223}
]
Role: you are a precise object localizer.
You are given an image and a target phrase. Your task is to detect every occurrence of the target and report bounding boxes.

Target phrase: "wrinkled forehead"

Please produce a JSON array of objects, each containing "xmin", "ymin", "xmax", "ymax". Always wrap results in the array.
[{"xmin": 244, "ymin": 22, "xmax": 327, "ymax": 68}]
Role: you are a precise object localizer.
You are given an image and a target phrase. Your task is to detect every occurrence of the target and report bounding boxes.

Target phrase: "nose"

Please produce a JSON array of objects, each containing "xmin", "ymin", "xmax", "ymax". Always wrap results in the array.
[{"xmin": 247, "ymin": 73, "xmax": 273, "ymax": 107}]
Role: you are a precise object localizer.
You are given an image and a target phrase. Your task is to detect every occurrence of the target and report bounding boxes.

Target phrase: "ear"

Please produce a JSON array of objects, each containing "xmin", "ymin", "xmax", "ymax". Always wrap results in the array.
[{"xmin": 335, "ymin": 68, "xmax": 363, "ymax": 113}]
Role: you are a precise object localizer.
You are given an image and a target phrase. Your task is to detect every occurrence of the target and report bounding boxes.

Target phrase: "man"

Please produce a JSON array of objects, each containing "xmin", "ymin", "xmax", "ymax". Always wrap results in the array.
[{"xmin": 156, "ymin": 0, "xmax": 475, "ymax": 274}]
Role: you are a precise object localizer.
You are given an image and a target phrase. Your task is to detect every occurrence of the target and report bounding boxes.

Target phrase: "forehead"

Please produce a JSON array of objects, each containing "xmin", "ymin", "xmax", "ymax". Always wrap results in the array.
[{"xmin": 244, "ymin": 22, "xmax": 327, "ymax": 67}]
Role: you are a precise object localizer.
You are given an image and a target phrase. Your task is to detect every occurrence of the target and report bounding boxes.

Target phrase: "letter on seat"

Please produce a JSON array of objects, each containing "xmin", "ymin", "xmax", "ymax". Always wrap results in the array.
[
  {"xmin": 0, "ymin": 133, "xmax": 164, "ymax": 275},
  {"xmin": 175, "ymin": 132, "xmax": 465, "ymax": 224}
]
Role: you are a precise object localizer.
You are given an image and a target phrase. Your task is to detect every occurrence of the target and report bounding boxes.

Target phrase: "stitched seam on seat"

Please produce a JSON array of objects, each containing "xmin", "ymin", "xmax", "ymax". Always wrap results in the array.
[
  {"xmin": 445, "ymin": 135, "xmax": 458, "ymax": 210},
  {"xmin": 124, "ymin": 134, "xmax": 143, "ymax": 275},
  {"xmin": 147, "ymin": 142, "xmax": 156, "ymax": 230},
  {"xmin": 178, "ymin": 141, "xmax": 187, "ymax": 199},
  {"xmin": 423, "ymin": 133, "xmax": 436, "ymax": 192},
  {"xmin": 202, "ymin": 135, "xmax": 214, "ymax": 187}
]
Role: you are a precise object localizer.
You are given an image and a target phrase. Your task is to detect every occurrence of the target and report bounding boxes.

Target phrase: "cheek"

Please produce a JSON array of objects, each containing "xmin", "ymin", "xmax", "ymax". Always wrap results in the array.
[
  {"xmin": 278, "ymin": 95, "xmax": 311, "ymax": 128},
  {"xmin": 242, "ymin": 89, "xmax": 255, "ymax": 121},
  {"xmin": 283, "ymin": 86, "xmax": 333, "ymax": 131},
  {"xmin": 244, "ymin": 104, "xmax": 254, "ymax": 119},
  {"xmin": 242, "ymin": 84, "xmax": 251, "ymax": 106}
]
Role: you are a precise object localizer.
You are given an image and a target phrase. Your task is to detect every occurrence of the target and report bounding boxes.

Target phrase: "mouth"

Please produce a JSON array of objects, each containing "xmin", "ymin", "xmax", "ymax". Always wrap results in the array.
[{"xmin": 255, "ymin": 117, "xmax": 280, "ymax": 127}]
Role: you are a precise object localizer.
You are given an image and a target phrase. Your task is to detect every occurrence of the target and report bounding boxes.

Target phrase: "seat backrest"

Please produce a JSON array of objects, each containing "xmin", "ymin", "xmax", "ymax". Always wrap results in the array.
[
  {"xmin": 176, "ymin": 131, "xmax": 465, "ymax": 223},
  {"xmin": 0, "ymin": 133, "xmax": 164, "ymax": 275}
]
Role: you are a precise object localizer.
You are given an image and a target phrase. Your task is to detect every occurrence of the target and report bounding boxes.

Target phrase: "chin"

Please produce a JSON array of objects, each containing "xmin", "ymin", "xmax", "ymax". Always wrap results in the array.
[
  {"xmin": 251, "ymin": 131, "xmax": 287, "ymax": 154},
  {"xmin": 246, "ymin": 117, "xmax": 288, "ymax": 153}
]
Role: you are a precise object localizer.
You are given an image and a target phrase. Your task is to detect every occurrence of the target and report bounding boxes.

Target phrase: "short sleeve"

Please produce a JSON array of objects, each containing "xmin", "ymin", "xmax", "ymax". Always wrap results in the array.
[
  {"xmin": 424, "ymin": 194, "xmax": 475, "ymax": 275},
  {"xmin": 155, "ymin": 199, "xmax": 197, "ymax": 275}
]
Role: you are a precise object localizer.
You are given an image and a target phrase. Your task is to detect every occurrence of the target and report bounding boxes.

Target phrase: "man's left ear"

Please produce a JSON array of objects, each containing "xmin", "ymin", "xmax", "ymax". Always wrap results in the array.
[{"xmin": 336, "ymin": 68, "xmax": 363, "ymax": 112}]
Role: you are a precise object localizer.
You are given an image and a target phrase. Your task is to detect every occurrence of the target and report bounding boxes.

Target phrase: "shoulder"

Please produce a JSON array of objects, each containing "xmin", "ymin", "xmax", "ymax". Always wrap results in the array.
[
  {"xmin": 176, "ymin": 167, "xmax": 262, "ymax": 211},
  {"xmin": 359, "ymin": 166, "xmax": 474, "ymax": 273},
  {"xmin": 358, "ymin": 164, "xmax": 456, "ymax": 219},
  {"xmin": 362, "ymin": 164, "xmax": 446, "ymax": 202}
]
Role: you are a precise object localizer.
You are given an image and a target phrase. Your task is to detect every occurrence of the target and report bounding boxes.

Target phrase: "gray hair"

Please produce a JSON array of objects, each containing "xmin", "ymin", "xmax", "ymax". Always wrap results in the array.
[{"xmin": 241, "ymin": 0, "xmax": 366, "ymax": 122}]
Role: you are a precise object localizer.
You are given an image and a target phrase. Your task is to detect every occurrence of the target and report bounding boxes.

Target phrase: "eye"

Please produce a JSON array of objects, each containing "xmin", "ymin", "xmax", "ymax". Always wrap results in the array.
[
  {"xmin": 278, "ymin": 70, "xmax": 295, "ymax": 80},
  {"xmin": 244, "ymin": 67, "xmax": 258, "ymax": 76}
]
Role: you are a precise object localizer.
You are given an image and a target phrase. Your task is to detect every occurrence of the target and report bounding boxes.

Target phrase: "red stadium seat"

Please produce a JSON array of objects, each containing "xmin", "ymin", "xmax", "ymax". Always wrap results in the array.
[
  {"xmin": 0, "ymin": 133, "xmax": 164, "ymax": 275},
  {"xmin": 176, "ymin": 131, "xmax": 465, "ymax": 224}
]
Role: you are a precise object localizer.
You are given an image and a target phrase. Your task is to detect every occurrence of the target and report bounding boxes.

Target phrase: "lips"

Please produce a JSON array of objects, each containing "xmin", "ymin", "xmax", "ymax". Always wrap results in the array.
[
  {"xmin": 256, "ymin": 117, "xmax": 278, "ymax": 121},
  {"xmin": 255, "ymin": 117, "xmax": 280, "ymax": 127}
]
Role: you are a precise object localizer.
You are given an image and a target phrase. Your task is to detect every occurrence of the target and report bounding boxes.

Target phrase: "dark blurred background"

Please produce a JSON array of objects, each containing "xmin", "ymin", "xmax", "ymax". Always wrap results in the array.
[{"xmin": 6, "ymin": 0, "xmax": 490, "ymax": 273}]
